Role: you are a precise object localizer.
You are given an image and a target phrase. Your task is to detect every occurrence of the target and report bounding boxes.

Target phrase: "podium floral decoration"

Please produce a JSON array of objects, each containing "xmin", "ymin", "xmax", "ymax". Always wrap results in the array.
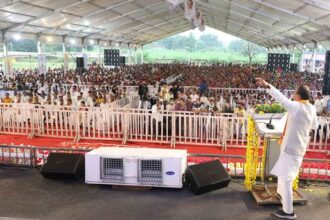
[
  {"xmin": 244, "ymin": 116, "xmax": 260, "ymax": 191},
  {"xmin": 255, "ymin": 103, "xmax": 285, "ymax": 114},
  {"xmin": 245, "ymin": 116, "xmax": 299, "ymax": 191}
]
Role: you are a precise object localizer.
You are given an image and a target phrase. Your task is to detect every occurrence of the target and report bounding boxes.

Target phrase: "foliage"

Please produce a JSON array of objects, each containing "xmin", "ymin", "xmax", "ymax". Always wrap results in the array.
[
  {"xmin": 149, "ymin": 33, "xmax": 224, "ymax": 52},
  {"xmin": 146, "ymin": 34, "xmax": 267, "ymax": 63},
  {"xmin": 255, "ymin": 103, "xmax": 285, "ymax": 113},
  {"xmin": 142, "ymin": 48, "xmax": 267, "ymax": 63},
  {"xmin": 10, "ymin": 39, "xmax": 37, "ymax": 52}
]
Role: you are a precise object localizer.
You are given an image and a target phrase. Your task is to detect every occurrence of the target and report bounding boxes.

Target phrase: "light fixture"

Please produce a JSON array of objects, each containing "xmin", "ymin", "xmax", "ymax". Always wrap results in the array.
[
  {"xmin": 13, "ymin": 33, "xmax": 21, "ymax": 41},
  {"xmin": 103, "ymin": 42, "xmax": 107, "ymax": 46},
  {"xmin": 84, "ymin": 19, "xmax": 90, "ymax": 25},
  {"xmin": 303, "ymin": 44, "xmax": 306, "ymax": 49},
  {"xmin": 318, "ymin": 44, "xmax": 322, "ymax": 49},
  {"xmin": 86, "ymin": 28, "xmax": 91, "ymax": 32},
  {"xmin": 66, "ymin": 24, "xmax": 71, "ymax": 29},
  {"xmin": 70, "ymin": 39, "xmax": 76, "ymax": 45},
  {"xmin": 116, "ymin": 42, "xmax": 119, "ymax": 47},
  {"xmin": 89, "ymin": 39, "xmax": 94, "ymax": 45},
  {"xmin": 46, "ymin": 36, "xmax": 53, "ymax": 42}
]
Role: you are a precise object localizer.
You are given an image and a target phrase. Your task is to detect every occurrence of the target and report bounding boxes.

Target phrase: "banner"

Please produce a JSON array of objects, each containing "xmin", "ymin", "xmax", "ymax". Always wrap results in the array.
[
  {"xmin": 38, "ymin": 54, "xmax": 47, "ymax": 74},
  {"xmin": 83, "ymin": 53, "xmax": 88, "ymax": 68},
  {"xmin": 63, "ymin": 52, "xmax": 69, "ymax": 73},
  {"xmin": 3, "ymin": 57, "xmax": 13, "ymax": 76}
]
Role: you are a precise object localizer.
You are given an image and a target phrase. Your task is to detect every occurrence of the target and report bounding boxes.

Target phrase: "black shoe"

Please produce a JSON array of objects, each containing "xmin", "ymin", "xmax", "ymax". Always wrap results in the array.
[{"xmin": 272, "ymin": 210, "xmax": 297, "ymax": 219}]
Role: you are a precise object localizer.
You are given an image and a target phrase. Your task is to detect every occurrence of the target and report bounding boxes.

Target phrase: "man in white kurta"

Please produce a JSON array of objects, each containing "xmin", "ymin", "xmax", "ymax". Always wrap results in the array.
[{"xmin": 256, "ymin": 78, "xmax": 318, "ymax": 220}]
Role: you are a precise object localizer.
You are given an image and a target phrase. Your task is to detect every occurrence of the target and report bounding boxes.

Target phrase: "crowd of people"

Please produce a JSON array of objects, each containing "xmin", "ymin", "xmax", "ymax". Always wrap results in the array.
[{"xmin": 0, "ymin": 63, "xmax": 326, "ymax": 116}]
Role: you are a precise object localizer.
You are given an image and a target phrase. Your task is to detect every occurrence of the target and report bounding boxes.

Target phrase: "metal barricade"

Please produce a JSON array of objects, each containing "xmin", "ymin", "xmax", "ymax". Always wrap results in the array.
[
  {"xmin": 0, "ymin": 104, "xmax": 33, "ymax": 135},
  {"xmin": 309, "ymin": 117, "xmax": 330, "ymax": 153},
  {"xmin": 1, "ymin": 103, "xmax": 330, "ymax": 153},
  {"xmin": 0, "ymin": 145, "xmax": 329, "ymax": 182},
  {"xmin": 0, "ymin": 145, "xmax": 34, "ymax": 167}
]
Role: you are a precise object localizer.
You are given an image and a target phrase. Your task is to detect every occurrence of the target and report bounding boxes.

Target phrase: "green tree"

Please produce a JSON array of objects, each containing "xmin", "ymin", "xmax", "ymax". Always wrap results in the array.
[
  {"xmin": 228, "ymin": 40, "xmax": 245, "ymax": 52},
  {"xmin": 241, "ymin": 42, "xmax": 257, "ymax": 66},
  {"xmin": 45, "ymin": 44, "xmax": 63, "ymax": 53},
  {"xmin": 198, "ymin": 34, "xmax": 223, "ymax": 50},
  {"xmin": 11, "ymin": 39, "xmax": 37, "ymax": 52},
  {"xmin": 185, "ymin": 33, "xmax": 197, "ymax": 52}
]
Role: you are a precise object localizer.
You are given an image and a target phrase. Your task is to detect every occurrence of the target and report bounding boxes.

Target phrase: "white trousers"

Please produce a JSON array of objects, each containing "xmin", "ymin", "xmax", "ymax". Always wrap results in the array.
[{"xmin": 277, "ymin": 176, "xmax": 294, "ymax": 214}]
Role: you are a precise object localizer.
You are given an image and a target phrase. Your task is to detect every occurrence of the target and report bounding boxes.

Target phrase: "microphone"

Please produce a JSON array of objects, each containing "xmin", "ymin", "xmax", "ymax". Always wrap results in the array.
[{"xmin": 266, "ymin": 113, "xmax": 276, "ymax": 130}]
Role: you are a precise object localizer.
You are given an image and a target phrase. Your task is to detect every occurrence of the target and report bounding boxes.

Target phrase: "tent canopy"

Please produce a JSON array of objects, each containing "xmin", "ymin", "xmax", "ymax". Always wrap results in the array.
[{"xmin": 1, "ymin": 0, "xmax": 330, "ymax": 49}]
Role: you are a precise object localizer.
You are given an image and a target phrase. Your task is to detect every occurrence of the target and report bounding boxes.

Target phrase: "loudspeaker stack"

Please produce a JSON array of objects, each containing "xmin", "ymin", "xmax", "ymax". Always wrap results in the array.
[
  {"xmin": 267, "ymin": 53, "xmax": 290, "ymax": 72},
  {"xmin": 76, "ymin": 57, "xmax": 84, "ymax": 69},
  {"xmin": 104, "ymin": 49, "xmax": 120, "ymax": 66},
  {"xmin": 323, "ymin": 51, "xmax": 330, "ymax": 95}
]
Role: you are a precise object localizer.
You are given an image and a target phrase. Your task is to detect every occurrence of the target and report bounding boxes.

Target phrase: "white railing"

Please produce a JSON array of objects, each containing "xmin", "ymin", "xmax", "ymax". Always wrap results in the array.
[
  {"xmin": 0, "ymin": 104, "xmax": 329, "ymax": 153},
  {"xmin": 0, "ymin": 82, "xmax": 321, "ymax": 98}
]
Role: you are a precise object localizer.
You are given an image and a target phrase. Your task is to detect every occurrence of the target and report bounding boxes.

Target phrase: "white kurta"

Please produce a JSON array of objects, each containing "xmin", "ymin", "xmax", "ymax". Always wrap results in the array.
[{"xmin": 267, "ymin": 85, "xmax": 318, "ymax": 179}]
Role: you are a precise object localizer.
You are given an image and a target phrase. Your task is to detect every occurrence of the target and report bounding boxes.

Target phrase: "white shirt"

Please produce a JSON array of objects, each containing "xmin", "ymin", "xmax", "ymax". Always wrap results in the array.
[
  {"xmin": 190, "ymin": 94, "xmax": 199, "ymax": 102},
  {"xmin": 148, "ymin": 85, "xmax": 158, "ymax": 98},
  {"xmin": 268, "ymin": 85, "xmax": 318, "ymax": 157},
  {"xmin": 314, "ymin": 98, "xmax": 325, "ymax": 114},
  {"xmin": 151, "ymin": 104, "xmax": 163, "ymax": 122}
]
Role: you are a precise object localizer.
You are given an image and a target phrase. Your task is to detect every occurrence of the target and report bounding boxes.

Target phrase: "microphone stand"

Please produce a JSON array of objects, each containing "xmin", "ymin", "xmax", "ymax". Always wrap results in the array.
[{"xmin": 266, "ymin": 113, "xmax": 276, "ymax": 130}]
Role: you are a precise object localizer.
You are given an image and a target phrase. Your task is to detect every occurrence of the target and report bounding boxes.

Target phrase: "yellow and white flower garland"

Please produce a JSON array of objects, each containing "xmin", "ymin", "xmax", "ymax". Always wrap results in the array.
[
  {"xmin": 260, "ymin": 137, "xmax": 267, "ymax": 182},
  {"xmin": 245, "ymin": 115, "xmax": 299, "ymax": 191},
  {"xmin": 244, "ymin": 116, "xmax": 260, "ymax": 191}
]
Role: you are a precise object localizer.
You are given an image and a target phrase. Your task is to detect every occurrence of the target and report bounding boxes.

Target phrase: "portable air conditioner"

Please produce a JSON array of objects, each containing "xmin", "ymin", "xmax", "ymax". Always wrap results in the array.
[{"xmin": 85, "ymin": 147, "xmax": 187, "ymax": 188}]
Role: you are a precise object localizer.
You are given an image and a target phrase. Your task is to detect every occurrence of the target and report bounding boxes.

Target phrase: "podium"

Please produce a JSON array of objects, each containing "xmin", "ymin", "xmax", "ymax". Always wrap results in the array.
[{"xmin": 250, "ymin": 113, "xmax": 307, "ymax": 206}]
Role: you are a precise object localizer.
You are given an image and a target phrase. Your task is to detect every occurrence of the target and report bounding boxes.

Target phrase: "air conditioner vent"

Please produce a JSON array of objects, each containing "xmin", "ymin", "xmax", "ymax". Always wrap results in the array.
[
  {"xmin": 101, "ymin": 158, "xmax": 124, "ymax": 181},
  {"xmin": 138, "ymin": 159, "xmax": 163, "ymax": 183}
]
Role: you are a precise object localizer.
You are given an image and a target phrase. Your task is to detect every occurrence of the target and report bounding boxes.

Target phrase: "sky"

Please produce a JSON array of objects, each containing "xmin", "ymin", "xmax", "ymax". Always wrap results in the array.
[{"xmin": 179, "ymin": 26, "xmax": 239, "ymax": 46}]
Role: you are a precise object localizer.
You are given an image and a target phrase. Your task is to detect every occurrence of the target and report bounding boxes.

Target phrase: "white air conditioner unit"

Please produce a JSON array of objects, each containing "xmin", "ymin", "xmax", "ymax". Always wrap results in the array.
[{"xmin": 85, "ymin": 147, "xmax": 187, "ymax": 188}]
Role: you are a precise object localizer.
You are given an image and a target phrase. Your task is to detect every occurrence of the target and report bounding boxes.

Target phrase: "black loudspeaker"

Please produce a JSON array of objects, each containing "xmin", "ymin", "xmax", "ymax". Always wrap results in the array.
[
  {"xmin": 41, "ymin": 153, "xmax": 85, "ymax": 179},
  {"xmin": 119, "ymin": 56, "xmax": 126, "ymax": 66},
  {"xmin": 290, "ymin": 63, "xmax": 298, "ymax": 72},
  {"xmin": 267, "ymin": 53, "xmax": 290, "ymax": 72},
  {"xmin": 185, "ymin": 160, "xmax": 230, "ymax": 195},
  {"xmin": 104, "ymin": 49, "xmax": 120, "ymax": 66},
  {"xmin": 323, "ymin": 51, "xmax": 330, "ymax": 95},
  {"xmin": 76, "ymin": 57, "xmax": 84, "ymax": 68}
]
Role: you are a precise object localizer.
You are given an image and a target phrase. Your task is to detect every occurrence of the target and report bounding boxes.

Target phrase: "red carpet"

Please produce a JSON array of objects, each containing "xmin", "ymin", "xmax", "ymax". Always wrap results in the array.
[
  {"xmin": 1, "ymin": 134, "xmax": 329, "ymax": 159},
  {"xmin": 1, "ymin": 134, "xmax": 329, "ymax": 181}
]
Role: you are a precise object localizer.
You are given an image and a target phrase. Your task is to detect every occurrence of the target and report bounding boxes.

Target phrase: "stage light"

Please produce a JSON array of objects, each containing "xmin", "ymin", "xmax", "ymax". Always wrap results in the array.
[
  {"xmin": 13, "ymin": 33, "xmax": 21, "ymax": 41},
  {"xmin": 89, "ymin": 39, "xmax": 94, "ymax": 45},
  {"xmin": 70, "ymin": 39, "xmax": 76, "ymax": 45}
]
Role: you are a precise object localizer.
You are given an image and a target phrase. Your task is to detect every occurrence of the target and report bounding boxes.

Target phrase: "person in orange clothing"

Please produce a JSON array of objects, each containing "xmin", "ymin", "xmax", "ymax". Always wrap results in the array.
[{"xmin": 2, "ymin": 93, "xmax": 13, "ymax": 104}]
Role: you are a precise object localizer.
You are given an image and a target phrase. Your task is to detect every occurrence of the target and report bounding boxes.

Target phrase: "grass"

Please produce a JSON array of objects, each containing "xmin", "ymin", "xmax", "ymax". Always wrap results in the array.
[{"xmin": 0, "ymin": 49, "xmax": 268, "ymax": 70}]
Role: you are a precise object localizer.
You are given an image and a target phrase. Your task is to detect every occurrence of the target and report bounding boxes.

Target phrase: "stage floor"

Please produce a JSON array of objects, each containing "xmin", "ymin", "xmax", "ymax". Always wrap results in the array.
[
  {"xmin": 0, "ymin": 167, "xmax": 329, "ymax": 220},
  {"xmin": 1, "ymin": 134, "xmax": 329, "ymax": 160}
]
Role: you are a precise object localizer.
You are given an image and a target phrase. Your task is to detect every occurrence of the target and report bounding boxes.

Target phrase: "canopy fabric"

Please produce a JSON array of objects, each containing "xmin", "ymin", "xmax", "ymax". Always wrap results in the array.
[{"xmin": 1, "ymin": 0, "xmax": 330, "ymax": 49}]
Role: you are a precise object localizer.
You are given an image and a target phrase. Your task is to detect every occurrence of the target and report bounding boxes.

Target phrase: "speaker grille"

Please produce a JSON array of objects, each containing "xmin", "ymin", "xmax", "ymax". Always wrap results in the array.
[
  {"xmin": 138, "ymin": 159, "xmax": 163, "ymax": 183},
  {"xmin": 323, "ymin": 50, "xmax": 330, "ymax": 95},
  {"xmin": 101, "ymin": 158, "xmax": 124, "ymax": 181}
]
